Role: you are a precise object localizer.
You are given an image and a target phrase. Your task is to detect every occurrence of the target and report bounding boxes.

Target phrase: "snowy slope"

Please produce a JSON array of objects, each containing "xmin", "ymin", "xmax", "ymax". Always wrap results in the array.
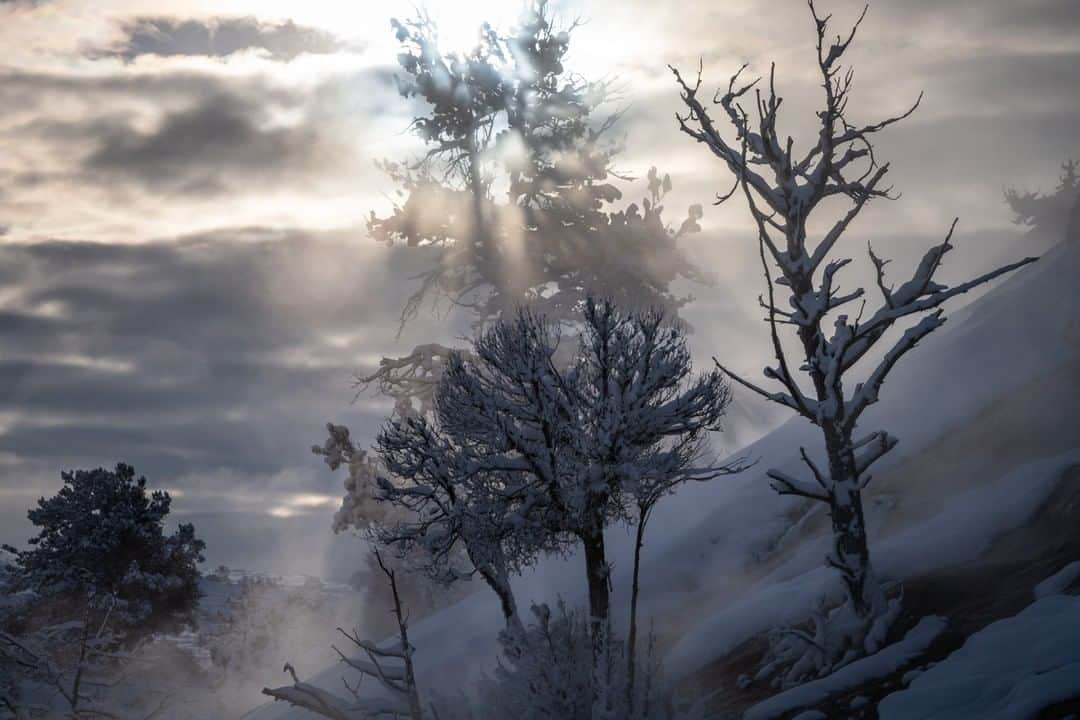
[
  {"xmin": 247, "ymin": 241, "xmax": 1080, "ymax": 718},
  {"xmin": 877, "ymin": 592, "xmax": 1080, "ymax": 720}
]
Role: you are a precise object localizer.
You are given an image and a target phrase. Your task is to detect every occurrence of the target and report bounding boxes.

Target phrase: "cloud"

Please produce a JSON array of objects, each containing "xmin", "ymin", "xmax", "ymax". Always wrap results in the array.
[
  {"xmin": 0, "ymin": 227, "xmax": 473, "ymax": 572},
  {"xmin": 0, "ymin": 230, "xmax": 437, "ymax": 480},
  {"xmin": 0, "ymin": 63, "xmax": 401, "ymax": 221},
  {"xmin": 82, "ymin": 91, "xmax": 330, "ymax": 195},
  {"xmin": 0, "ymin": 0, "xmax": 1075, "ymax": 577},
  {"xmin": 90, "ymin": 16, "xmax": 352, "ymax": 63}
]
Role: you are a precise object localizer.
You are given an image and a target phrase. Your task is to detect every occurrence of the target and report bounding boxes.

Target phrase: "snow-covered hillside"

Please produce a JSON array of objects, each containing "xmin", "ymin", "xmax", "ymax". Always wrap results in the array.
[{"xmin": 247, "ymin": 239, "xmax": 1080, "ymax": 719}]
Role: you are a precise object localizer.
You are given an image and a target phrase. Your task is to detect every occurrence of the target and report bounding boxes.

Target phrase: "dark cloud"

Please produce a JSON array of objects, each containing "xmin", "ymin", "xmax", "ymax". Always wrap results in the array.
[
  {"xmin": 0, "ymin": 230, "xmax": 450, "ymax": 484},
  {"xmin": 83, "ymin": 92, "xmax": 327, "ymax": 194},
  {"xmin": 0, "ymin": 229, "xmax": 475, "ymax": 573},
  {"xmin": 1, "ymin": 0, "xmax": 1075, "ymax": 578},
  {"xmin": 0, "ymin": 67, "xmax": 290, "ymax": 108},
  {"xmin": 90, "ymin": 16, "xmax": 352, "ymax": 63},
  {"xmin": 0, "ymin": 65, "xmax": 397, "ymax": 201}
]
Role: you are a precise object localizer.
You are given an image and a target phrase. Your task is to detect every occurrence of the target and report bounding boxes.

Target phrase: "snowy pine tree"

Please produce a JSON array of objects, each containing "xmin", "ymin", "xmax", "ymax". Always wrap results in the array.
[
  {"xmin": 1005, "ymin": 159, "xmax": 1080, "ymax": 242},
  {"xmin": 10, "ymin": 464, "xmax": 204, "ymax": 640}
]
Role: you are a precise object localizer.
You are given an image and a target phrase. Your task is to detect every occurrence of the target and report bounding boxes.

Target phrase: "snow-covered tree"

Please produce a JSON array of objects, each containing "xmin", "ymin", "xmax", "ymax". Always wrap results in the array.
[
  {"xmin": 374, "ymin": 2, "xmax": 706, "ymax": 330},
  {"xmin": 671, "ymin": 1, "xmax": 1038, "ymax": 680},
  {"xmin": 9, "ymin": 464, "xmax": 204, "ymax": 639},
  {"xmin": 371, "ymin": 414, "xmax": 549, "ymax": 632},
  {"xmin": 1005, "ymin": 159, "xmax": 1079, "ymax": 242},
  {"xmin": 474, "ymin": 601, "xmax": 709, "ymax": 720},
  {"xmin": 317, "ymin": 4, "xmax": 719, "ymax": 637},
  {"xmin": 431, "ymin": 298, "xmax": 735, "ymax": 651}
]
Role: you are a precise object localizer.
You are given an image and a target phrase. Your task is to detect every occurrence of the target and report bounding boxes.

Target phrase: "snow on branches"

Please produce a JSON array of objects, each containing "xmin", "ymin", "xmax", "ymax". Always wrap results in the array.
[
  {"xmin": 672, "ymin": 0, "xmax": 1037, "ymax": 680},
  {"xmin": 370, "ymin": 298, "xmax": 739, "ymax": 658},
  {"xmin": 263, "ymin": 549, "xmax": 422, "ymax": 720}
]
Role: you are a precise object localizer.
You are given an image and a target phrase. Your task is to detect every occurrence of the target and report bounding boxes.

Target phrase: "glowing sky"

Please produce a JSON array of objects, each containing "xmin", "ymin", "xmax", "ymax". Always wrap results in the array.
[{"xmin": 1, "ymin": 0, "xmax": 1076, "ymax": 576}]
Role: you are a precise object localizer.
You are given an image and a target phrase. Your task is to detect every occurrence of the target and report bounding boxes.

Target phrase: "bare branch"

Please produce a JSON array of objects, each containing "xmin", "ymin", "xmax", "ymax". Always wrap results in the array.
[
  {"xmin": 670, "ymin": 64, "xmax": 787, "ymax": 214},
  {"xmin": 713, "ymin": 357, "xmax": 804, "ymax": 415},
  {"xmin": 799, "ymin": 447, "xmax": 828, "ymax": 491},
  {"xmin": 852, "ymin": 431, "xmax": 898, "ymax": 475},
  {"xmin": 847, "ymin": 311, "xmax": 947, "ymax": 425},
  {"xmin": 768, "ymin": 469, "xmax": 830, "ymax": 501}
]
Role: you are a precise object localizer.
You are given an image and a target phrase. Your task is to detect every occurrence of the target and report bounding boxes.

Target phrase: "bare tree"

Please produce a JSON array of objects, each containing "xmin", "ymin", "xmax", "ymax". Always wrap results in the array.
[
  {"xmin": 672, "ymin": 1, "xmax": 1037, "ymax": 679},
  {"xmin": 263, "ymin": 549, "xmax": 422, "ymax": 720},
  {"xmin": 0, "ymin": 610, "xmax": 168, "ymax": 720},
  {"xmin": 371, "ymin": 414, "xmax": 548, "ymax": 634}
]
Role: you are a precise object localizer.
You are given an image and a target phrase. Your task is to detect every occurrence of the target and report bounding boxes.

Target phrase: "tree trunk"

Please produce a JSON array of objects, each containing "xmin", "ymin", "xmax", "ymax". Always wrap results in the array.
[
  {"xmin": 581, "ymin": 527, "xmax": 611, "ymax": 647},
  {"xmin": 476, "ymin": 562, "xmax": 522, "ymax": 635},
  {"xmin": 823, "ymin": 425, "xmax": 880, "ymax": 620},
  {"xmin": 795, "ymin": 285, "xmax": 884, "ymax": 628},
  {"xmin": 626, "ymin": 506, "xmax": 649, "ymax": 712}
]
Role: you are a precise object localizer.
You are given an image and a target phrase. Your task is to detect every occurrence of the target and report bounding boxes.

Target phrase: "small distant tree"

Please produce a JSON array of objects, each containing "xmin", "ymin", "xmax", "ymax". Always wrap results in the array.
[
  {"xmin": 1005, "ymin": 159, "xmax": 1080, "ymax": 242},
  {"xmin": 672, "ymin": 1, "xmax": 1037, "ymax": 682},
  {"xmin": 10, "ymin": 464, "xmax": 205, "ymax": 639}
]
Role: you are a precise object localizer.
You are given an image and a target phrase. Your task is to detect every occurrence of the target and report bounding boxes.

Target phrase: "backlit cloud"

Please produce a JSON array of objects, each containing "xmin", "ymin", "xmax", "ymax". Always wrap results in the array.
[{"xmin": 89, "ymin": 16, "xmax": 353, "ymax": 62}]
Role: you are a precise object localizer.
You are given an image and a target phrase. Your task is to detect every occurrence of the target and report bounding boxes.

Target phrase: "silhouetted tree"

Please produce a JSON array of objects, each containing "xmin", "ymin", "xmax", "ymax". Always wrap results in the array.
[
  {"xmin": 356, "ymin": 1, "xmax": 709, "ymax": 417},
  {"xmin": 10, "ymin": 464, "xmax": 204, "ymax": 639},
  {"xmin": 673, "ymin": 1, "xmax": 1037, "ymax": 683},
  {"xmin": 1005, "ymin": 159, "xmax": 1079, "ymax": 242}
]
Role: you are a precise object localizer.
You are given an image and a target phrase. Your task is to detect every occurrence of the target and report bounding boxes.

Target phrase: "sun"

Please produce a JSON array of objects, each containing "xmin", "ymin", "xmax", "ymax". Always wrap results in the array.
[
  {"xmin": 423, "ymin": 0, "xmax": 525, "ymax": 54},
  {"xmin": 224, "ymin": 0, "xmax": 525, "ymax": 59}
]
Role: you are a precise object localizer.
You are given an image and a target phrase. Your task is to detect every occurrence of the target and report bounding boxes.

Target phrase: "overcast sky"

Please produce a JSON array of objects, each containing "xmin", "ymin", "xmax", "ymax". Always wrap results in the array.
[{"xmin": 1, "ymin": 0, "xmax": 1076, "ymax": 577}]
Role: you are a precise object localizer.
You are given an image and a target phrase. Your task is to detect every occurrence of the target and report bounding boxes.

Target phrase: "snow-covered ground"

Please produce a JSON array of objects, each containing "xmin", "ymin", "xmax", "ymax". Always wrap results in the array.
[
  {"xmin": 742, "ymin": 616, "xmax": 947, "ymax": 720},
  {"xmin": 247, "ymin": 240, "xmax": 1080, "ymax": 719},
  {"xmin": 878, "ymin": 592, "xmax": 1080, "ymax": 720}
]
